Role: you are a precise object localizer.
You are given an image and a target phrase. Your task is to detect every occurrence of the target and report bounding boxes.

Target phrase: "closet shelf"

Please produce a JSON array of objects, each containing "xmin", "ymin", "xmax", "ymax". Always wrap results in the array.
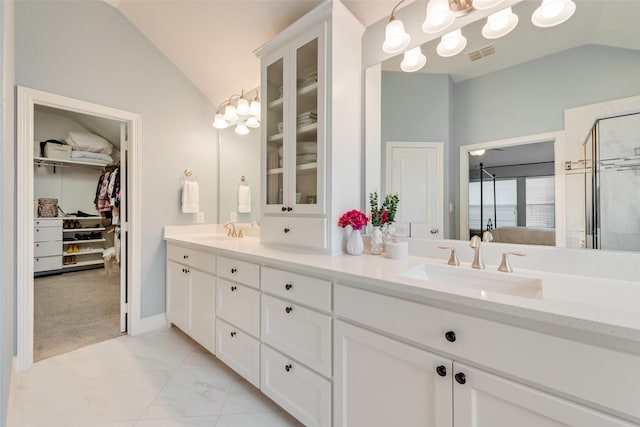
[
  {"xmin": 63, "ymin": 238, "xmax": 106, "ymax": 244},
  {"xmin": 63, "ymin": 227, "xmax": 106, "ymax": 232},
  {"xmin": 268, "ymin": 122, "xmax": 318, "ymax": 142},
  {"xmin": 62, "ymin": 259, "xmax": 104, "ymax": 269},
  {"xmin": 63, "ymin": 215, "xmax": 102, "ymax": 220},
  {"xmin": 34, "ymin": 156, "xmax": 109, "ymax": 170},
  {"xmin": 63, "ymin": 249, "xmax": 104, "ymax": 256}
]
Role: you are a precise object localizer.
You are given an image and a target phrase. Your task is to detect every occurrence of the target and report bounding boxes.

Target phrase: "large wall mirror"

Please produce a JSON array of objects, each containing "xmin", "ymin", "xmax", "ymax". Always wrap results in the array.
[{"xmin": 365, "ymin": 0, "xmax": 640, "ymax": 252}]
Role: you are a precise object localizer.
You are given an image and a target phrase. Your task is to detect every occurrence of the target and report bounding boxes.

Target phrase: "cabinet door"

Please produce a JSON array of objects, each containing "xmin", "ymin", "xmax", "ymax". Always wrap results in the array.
[
  {"xmin": 453, "ymin": 362, "xmax": 635, "ymax": 427},
  {"xmin": 167, "ymin": 261, "xmax": 189, "ymax": 332},
  {"xmin": 189, "ymin": 269, "xmax": 215, "ymax": 353},
  {"xmin": 334, "ymin": 320, "xmax": 453, "ymax": 427},
  {"xmin": 216, "ymin": 318, "xmax": 260, "ymax": 387}
]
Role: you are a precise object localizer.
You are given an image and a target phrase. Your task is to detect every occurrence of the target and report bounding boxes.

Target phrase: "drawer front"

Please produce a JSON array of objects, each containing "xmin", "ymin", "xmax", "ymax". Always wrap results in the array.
[
  {"xmin": 166, "ymin": 244, "xmax": 215, "ymax": 274},
  {"xmin": 216, "ymin": 319, "xmax": 260, "ymax": 387},
  {"xmin": 217, "ymin": 256, "xmax": 260, "ymax": 288},
  {"xmin": 34, "ymin": 218, "xmax": 62, "ymax": 228},
  {"xmin": 261, "ymin": 267, "xmax": 331, "ymax": 312},
  {"xmin": 34, "ymin": 226, "xmax": 61, "ymax": 242},
  {"xmin": 34, "ymin": 240, "xmax": 62, "ymax": 257},
  {"xmin": 216, "ymin": 279, "xmax": 260, "ymax": 337},
  {"xmin": 262, "ymin": 294, "xmax": 332, "ymax": 377},
  {"xmin": 261, "ymin": 344, "xmax": 331, "ymax": 427},
  {"xmin": 335, "ymin": 284, "xmax": 640, "ymax": 422},
  {"xmin": 260, "ymin": 216, "xmax": 327, "ymax": 250},
  {"xmin": 34, "ymin": 256, "xmax": 61, "ymax": 272}
]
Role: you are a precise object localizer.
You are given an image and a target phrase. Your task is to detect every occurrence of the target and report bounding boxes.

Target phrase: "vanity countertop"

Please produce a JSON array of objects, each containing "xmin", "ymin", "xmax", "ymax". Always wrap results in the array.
[{"xmin": 164, "ymin": 231, "xmax": 640, "ymax": 347}]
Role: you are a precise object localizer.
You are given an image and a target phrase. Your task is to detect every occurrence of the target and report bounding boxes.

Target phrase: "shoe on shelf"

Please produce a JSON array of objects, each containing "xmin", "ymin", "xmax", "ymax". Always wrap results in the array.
[
  {"xmin": 74, "ymin": 220, "xmax": 82, "ymax": 229},
  {"xmin": 65, "ymin": 246, "xmax": 73, "ymax": 253},
  {"xmin": 63, "ymin": 257, "xmax": 70, "ymax": 265},
  {"xmin": 70, "ymin": 255, "xmax": 76, "ymax": 265}
]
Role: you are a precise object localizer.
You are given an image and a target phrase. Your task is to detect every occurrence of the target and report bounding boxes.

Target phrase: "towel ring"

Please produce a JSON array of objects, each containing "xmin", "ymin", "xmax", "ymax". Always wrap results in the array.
[{"xmin": 184, "ymin": 169, "xmax": 198, "ymax": 181}]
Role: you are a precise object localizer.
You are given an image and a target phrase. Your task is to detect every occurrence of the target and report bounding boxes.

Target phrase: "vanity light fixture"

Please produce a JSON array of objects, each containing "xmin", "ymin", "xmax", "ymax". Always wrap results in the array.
[
  {"xmin": 400, "ymin": 46, "xmax": 427, "ymax": 72},
  {"xmin": 212, "ymin": 89, "xmax": 261, "ymax": 134},
  {"xmin": 223, "ymin": 104, "xmax": 239, "ymax": 122},
  {"xmin": 482, "ymin": 7, "xmax": 518, "ymax": 39},
  {"xmin": 382, "ymin": 0, "xmax": 411, "ymax": 54},
  {"xmin": 472, "ymin": 0, "xmax": 506, "ymax": 10},
  {"xmin": 470, "ymin": 149, "xmax": 486, "ymax": 156},
  {"xmin": 437, "ymin": 29, "xmax": 467, "ymax": 57},
  {"xmin": 422, "ymin": 0, "xmax": 456, "ymax": 34},
  {"xmin": 246, "ymin": 116, "xmax": 260, "ymax": 129},
  {"xmin": 531, "ymin": 0, "xmax": 576, "ymax": 28},
  {"xmin": 236, "ymin": 91, "xmax": 250, "ymax": 116},
  {"xmin": 235, "ymin": 121, "xmax": 250, "ymax": 135}
]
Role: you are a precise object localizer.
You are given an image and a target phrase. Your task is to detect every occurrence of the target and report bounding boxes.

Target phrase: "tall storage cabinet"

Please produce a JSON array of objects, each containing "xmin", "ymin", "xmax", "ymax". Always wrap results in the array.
[{"xmin": 256, "ymin": 0, "xmax": 364, "ymax": 254}]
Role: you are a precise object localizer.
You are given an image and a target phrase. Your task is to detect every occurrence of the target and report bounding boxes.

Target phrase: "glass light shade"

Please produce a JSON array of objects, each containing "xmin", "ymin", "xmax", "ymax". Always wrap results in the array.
[
  {"xmin": 436, "ymin": 29, "xmax": 467, "ymax": 57},
  {"xmin": 212, "ymin": 113, "xmax": 228, "ymax": 129},
  {"xmin": 246, "ymin": 116, "xmax": 260, "ymax": 128},
  {"xmin": 235, "ymin": 122, "xmax": 249, "ymax": 135},
  {"xmin": 469, "ymin": 149, "xmax": 486, "ymax": 156},
  {"xmin": 531, "ymin": 0, "xmax": 576, "ymax": 28},
  {"xmin": 400, "ymin": 47, "xmax": 427, "ymax": 72},
  {"xmin": 249, "ymin": 99, "xmax": 261, "ymax": 117},
  {"xmin": 472, "ymin": 0, "xmax": 505, "ymax": 10},
  {"xmin": 236, "ymin": 98, "xmax": 250, "ymax": 116},
  {"xmin": 422, "ymin": 0, "xmax": 455, "ymax": 34},
  {"xmin": 482, "ymin": 7, "xmax": 519, "ymax": 39},
  {"xmin": 382, "ymin": 18, "xmax": 411, "ymax": 54},
  {"xmin": 223, "ymin": 104, "xmax": 239, "ymax": 122}
]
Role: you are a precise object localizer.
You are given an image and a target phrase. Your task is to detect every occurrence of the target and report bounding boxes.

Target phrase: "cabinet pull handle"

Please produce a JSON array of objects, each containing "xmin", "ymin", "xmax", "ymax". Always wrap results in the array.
[
  {"xmin": 285, "ymin": 283, "xmax": 292, "ymax": 290},
  {"xmin": 231, "ymin": 268, "xmax": 237, "ymax": 274},
  {"xmin": 436, "ymin": 365, "xmax": 447, "ymax": 377},
  {"xmin": 287, "ymin": 207, "xmax": 293, "ymax": 212},
  {"xmin": 182, "ymin": 268, "xmax": 190, "ymax": 274},
  {"xmin": 455, "ymin": 372, "xmax": 466, "ymax": 385},
  {"xmin": 230, "ymin": 331, "xmax": 236, "ymax": 337},
  {"xmin": 185, "ymin": 268, "xmax": 190, "ymax": 274},
  {"xmin": 183, "ymin": 254, "xmax": 189, "ymax": 259},
  {"xmin": 281, "ymin": 206, "xmax": 287, "ymax": 212},
  {"xmin": 285, "ymin": 306, "xmax": 293, "ymax": 314},
  {"xmin": 283, "ymin": 228, "xmax": 290, "ymax": 233},
  {"xmin": 445, "ymin": 331, "xmax": 456, "ymax": 342},
  {"xmin": 231, "ymin": 286, "xmax": 237, "ymax": 291},
  {"xmin": 285, "ymin": 364, "xmax": 292, "ymax": 372}
]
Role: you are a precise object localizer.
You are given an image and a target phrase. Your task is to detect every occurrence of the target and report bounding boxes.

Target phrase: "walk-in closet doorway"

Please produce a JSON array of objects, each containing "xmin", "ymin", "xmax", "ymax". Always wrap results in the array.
[{"xmin": 16, "ymin": 87, "xmax": 142, "ymax": 371}]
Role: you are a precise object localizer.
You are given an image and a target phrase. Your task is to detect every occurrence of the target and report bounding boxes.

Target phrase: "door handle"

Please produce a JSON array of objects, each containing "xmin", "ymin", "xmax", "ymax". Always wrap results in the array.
[{"xmin": 430, "ymin": 228, "xmax": 439, "ymax": 234}]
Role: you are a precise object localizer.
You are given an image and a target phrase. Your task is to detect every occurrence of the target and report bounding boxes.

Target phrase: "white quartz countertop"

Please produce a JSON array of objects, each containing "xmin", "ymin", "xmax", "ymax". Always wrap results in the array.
[{"xmin": 164, "ymin": 232, "xmax": 640, "ymax": 345}]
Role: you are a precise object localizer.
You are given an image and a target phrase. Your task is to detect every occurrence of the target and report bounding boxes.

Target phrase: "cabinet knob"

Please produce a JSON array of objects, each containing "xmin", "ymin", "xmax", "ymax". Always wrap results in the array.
[
  {"xmin": 445, "ymin": 331, "xmax": 456, "ymax": 342},
  {"xmin": 287, "ymin": 207, "xmax": 293, "ymax": 212},
  {"xmin": 36, "ymin": 243, "xmax": 40, "ymax": 247},
  {"xmin": 231, "ymin": 286, "xmax": 237, "ymax": 291},
  {"xmin": 230, "ymin": 331, "xmax": 236, "ymax": 337},
  {"xmin": 281, "ymin": 206, "xmax": 287, "ymax": 212},
  {"xmin": 436, "ymin": 365, "xmax": 447, "ymax": 377},
  {"xmin": 455, "ymin": 372, "xmax": 466, "ymax": 385},
  {"xmin": 285, "ymin": 306, "xmax": 293, "ymax": 314},
  {"xmin": 285, "ymin": 364, "xmax": 292, "ymax": 372},
  {"xmin": 183, "ymin": 254, "xmax": 189, "ymax": 259},
  {"xmin": 285, "ymin": 283, "xmax": 293, "ymax": 291},
  {"xmin": 283, "ymin": 228, "xmax": 290, "ymax": 234},
  {"xmin": 231, "ymin": 268, "xmax": 237, "ymax": 274},
  {"xmin": 36, "ymin": 229, "xmax": 40, "ymax": 232}
]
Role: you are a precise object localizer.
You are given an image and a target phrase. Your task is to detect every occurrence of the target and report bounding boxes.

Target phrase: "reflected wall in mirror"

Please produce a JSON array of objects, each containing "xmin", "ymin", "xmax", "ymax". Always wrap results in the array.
[{"xmin": 367, "ymin": 0, "xmax": 640, "ymax": 251}]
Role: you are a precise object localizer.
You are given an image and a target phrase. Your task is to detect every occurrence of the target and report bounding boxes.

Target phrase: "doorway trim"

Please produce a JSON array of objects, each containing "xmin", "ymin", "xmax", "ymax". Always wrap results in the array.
[
  {"xmin": 458, "ymin": 131, "xmax": 565, "ymax": 245},
  {"xmin": 16, "ymin": 86, "xmax": 142, "ymax": 371}
]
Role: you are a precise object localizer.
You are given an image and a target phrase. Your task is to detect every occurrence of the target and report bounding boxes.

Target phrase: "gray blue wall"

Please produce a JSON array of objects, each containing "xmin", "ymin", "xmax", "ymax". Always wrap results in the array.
[{"xmin": 15, "ymin": 0, "xmax": 219, "ymax": 320}]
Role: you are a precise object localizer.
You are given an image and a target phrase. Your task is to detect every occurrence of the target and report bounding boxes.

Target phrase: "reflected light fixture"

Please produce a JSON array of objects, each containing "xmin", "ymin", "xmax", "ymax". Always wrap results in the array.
[
  {"xmin": 532, "ymin": 0, "xmax": 576, "ymax": 28},
  {"xmin": 469, "ymin": 149, "xmax": 486, "ymax": 156},
  {"xmin": 235, "ymin": 121, "xmax": 250, "ymax": 135},
  {"xmin": 472, "ymin": 0, "xmax": 505, "ymax": 10},
  {"xmin": 437, "ymin": 29, "xmax": 467, "ymax": 57},
  {"xmin": 482, "ymin": 7, "xmax": 518, "ymax": 39},
  {"xmin": 212, "ymin": 89, "xmax": 261, "ymax": 135},
  {"xmin": 401, "ymin": 46, "xmax": 427, "ymax": 72},
  {"xmin": 422, "ymin": 0, "xmax": 455, "ymax": 34},
  {"xmin": 246, "ymin": 116, "xmax": 260, "ymax": 128},
  {"xmin": 382, "ymin": 0, "xmax": 411, "ymax": 54}
]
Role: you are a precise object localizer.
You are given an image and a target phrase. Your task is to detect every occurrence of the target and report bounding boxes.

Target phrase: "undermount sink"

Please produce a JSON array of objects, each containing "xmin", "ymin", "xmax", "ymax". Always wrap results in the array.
[
  {"xmin": 401, "ymin": 263, "xmax": 543, "ymax": 299},
  {"xmin": 181, "ymin": 234, "xmax": 232, "ymax": 241}
]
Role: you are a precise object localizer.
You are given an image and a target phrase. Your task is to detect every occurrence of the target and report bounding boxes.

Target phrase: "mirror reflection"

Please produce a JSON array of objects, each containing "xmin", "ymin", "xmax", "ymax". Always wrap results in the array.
[{"xmin": 373, "ymin": 0, "xmax": 640, "ymax": 251}]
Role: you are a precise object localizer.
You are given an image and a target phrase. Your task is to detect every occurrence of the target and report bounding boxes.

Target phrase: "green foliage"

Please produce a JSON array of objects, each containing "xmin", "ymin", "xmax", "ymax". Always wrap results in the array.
[{"xmin": 369, "ymin": 191, "xmax": 400, "ymax": 226}]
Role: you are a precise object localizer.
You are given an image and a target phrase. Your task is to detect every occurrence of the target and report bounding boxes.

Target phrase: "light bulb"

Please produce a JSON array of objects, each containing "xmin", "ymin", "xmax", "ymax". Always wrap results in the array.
[
  {"xmin": 472, "ymin": 0, "xmax": 505, "ymax": 10},
  {"xmin": 235, "ymin": 122, "xmax": 249, "ymax": 135},
  {"xmin": 400, "ymin": 47, "xmax": 427, "ymax": 73},
  {"xmin": 236, "ymin": 98, "xmax": 250, "ymax": 116},
  {"xmin": 212, "ymin": 113, "xmax": 228, "ymax": 129},
  {"xmin": 382, "ymin": 18, "xmax": 411, "ymax": 54},
  {"xmin": 249, "ymin": 99, "xmax": 261, "ymax": 117},
  {"xmin": 223, "ymin": 104, "xmax": 239, "ymax": 122},
  {"xmin": 246, "ymin": 116, "xmax": 260, "ymax": 128},
  {"xmin": 532, "ymin": 0, "xmax": 576, "ymax": 28},
  {"xmin": 469, "ymin": 149, "xmax": 486, "ymax": 156},
  {"xmin": 437, "ymin": 29, "xmax": 467, "ymax": 57},
  {"xmin": 422, "ymin": 0, "xmax": 455, "ymax": 34},
  {"xmin": 482, "ymin": 7, "xmax": 518, "ymax": 39}
]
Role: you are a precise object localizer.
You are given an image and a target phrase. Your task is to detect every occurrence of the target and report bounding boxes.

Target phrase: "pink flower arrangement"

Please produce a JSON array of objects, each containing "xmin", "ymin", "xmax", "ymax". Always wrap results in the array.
[{"xmin": 338, "ymin": 209, "xmax": 368, "ymax": 231}]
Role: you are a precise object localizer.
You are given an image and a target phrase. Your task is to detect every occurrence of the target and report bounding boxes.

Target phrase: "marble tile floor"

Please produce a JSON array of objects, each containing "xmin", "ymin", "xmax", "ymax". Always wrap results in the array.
[{"xmin": 8, "ymin": 327, "xmax": 302, "ymax": 427}]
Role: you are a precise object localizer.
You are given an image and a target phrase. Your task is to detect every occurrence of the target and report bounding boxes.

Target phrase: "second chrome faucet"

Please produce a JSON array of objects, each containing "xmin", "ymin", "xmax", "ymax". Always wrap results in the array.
[{"xmin": 469, "ymin": 235, "xmax": 485, "ymax": 269}]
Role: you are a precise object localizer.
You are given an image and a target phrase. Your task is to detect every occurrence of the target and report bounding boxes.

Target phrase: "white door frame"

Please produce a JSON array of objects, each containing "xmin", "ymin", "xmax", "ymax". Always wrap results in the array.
[
  {"xmin": 16, "ymin": 86, "xmax": 142, "ymax": 371},
  {"xmin": 458, "ymin": 131, "xmax": 566, "ymax": 245},
  {"xmin": 385, "ymin": 141, "xmax": 444, "ymax": 237}
]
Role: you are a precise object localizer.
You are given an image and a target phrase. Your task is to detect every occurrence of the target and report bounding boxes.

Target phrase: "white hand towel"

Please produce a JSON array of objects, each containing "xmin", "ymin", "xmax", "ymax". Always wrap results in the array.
[
  {"xmin": 238, "ymin": 185, "xmax": 251, "ymax": 213},
  {"xmin": 182, "ymin": 181, "xmax": 200, "ymax": 213}
]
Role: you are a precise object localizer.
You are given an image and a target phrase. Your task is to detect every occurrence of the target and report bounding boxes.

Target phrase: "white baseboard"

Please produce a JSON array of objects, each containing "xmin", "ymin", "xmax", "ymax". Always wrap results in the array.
[{"xmin": 136, "ymin": 312, "xmax": 168, "ymax": 335}]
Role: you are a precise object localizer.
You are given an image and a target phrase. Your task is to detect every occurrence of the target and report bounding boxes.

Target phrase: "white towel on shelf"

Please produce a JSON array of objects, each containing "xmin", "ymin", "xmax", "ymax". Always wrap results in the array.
[
  {"xmin": 182, "ymin": 181, "xmax": 200, "ymax": 213},
  {"xmin": 238, "ymin": 185, "xmax": 251, "ymax": 213}
]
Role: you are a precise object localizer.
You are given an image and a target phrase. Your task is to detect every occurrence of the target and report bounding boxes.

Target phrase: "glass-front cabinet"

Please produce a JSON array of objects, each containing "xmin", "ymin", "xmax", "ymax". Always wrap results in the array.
[{"xmin": 262, "ymin": 24, "xmax": 325, "ymax": 215}]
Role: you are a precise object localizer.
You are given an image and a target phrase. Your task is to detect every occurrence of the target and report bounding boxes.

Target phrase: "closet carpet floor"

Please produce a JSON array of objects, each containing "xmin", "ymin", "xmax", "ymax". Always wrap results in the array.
[{"xmin": 34, "ymin": 267, "xmax": 123, "ymax": 362}]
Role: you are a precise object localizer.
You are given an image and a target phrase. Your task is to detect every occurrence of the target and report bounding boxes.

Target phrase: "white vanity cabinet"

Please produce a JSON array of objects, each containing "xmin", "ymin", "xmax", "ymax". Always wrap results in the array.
[
  {"xmin": 166, "ymin": 244, "xmax": 216, "ymax": 353},
  {"xmin": 256, "ymin": 0, "xmax": 363, "ymax": 253}
]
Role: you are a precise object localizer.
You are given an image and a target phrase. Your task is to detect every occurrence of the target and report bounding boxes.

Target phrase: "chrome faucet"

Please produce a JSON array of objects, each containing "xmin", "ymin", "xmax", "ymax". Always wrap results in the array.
[
  {"xmin": 498, "ymin": 251, "xmax": 525, "ymax": 272},
  {"xmin": 482, "ymin": 230, "xmax": 493, "ymax": 242},
  {"xmin": 223, "ymin": 221, "xmax": 238, "ymax": 237},
  {"xmin": 469, "ymin": 235, "xmax": 485, "ymax": 269},
  {"xmin": 438, "ymin": 246, "xmax": 460, "ymax": 266}
]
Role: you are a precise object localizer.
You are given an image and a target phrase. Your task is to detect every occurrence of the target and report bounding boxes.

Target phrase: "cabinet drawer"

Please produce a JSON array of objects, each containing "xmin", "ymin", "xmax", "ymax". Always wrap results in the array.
[
  {"xmin": 34, "ymin": 226, "xmax": 61, "ymax": 242},
  {"xmin": 34, "ymin": 240, "xmax": 62, "ymax": 257},
  {"xmin": 261, "ymin": 267, "xmax": 331, "ymax": 312},
  {"xmin": 34, "ymin": 256, "xmax": 61, "ymax": 272},
  {"xmin": 217, "ymin": 256, "xmax": 260, "ymax": 288},
  {"xmin": 216, "ymin": 279, "xmax": 260, "ymax": 337},
  {"xmin": 335, "ymin": 284, "xmax": 640, "ymax": 422},
  {"xmin": 261, "ymin": 344, "xmax": 331, "ymax": 427},
  {"xmin": 34, "ymin": 218, "xmax": 62, "ymax": 228},
  {"xmin": 216, "ymin": 319, "xmax": 260, "ymax": 387},
  {"xmin": 262, "ymin": 294, "xmax": 332, "ymax": 377},
  {"xmin": 261, "ymin": 216, "xmax": 327, "ymax": 250},
  {"xmin": 166, "ymin": 244, "xmax": 215, "ymax": 274}
]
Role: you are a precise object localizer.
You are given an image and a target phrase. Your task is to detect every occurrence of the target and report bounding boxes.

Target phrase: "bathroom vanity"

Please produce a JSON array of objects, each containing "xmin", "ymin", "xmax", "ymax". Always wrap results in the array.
[{"xmin": 164, "ymin": 225, "xmax": 640, "ymax": 427}]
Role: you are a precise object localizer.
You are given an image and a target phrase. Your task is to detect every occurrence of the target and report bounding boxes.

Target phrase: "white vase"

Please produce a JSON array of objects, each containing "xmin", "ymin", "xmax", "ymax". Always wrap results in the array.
[
  {"xmin": 370, "ymin": 226, "xmax": 384, "ymax": 255},
  {"xmin": 345, "ymin": 225, "xmax": 364, "ymax": 256}
]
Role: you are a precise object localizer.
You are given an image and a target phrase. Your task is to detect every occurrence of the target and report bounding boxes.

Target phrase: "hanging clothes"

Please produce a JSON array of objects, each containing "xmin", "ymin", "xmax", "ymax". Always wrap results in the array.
[{"xmin": 95, "ymin": 164, "xmax": 121, "ymax": 221}]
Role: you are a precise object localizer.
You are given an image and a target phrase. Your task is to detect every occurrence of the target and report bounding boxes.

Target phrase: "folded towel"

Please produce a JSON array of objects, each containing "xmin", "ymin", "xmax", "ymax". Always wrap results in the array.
[
  {"xmin": 182, "ymin": 181, "xmax": 199, "ymax": 213},
  {"xmin": 238, "ymin": 185, "xmax": 251, "ymax": 213}
]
